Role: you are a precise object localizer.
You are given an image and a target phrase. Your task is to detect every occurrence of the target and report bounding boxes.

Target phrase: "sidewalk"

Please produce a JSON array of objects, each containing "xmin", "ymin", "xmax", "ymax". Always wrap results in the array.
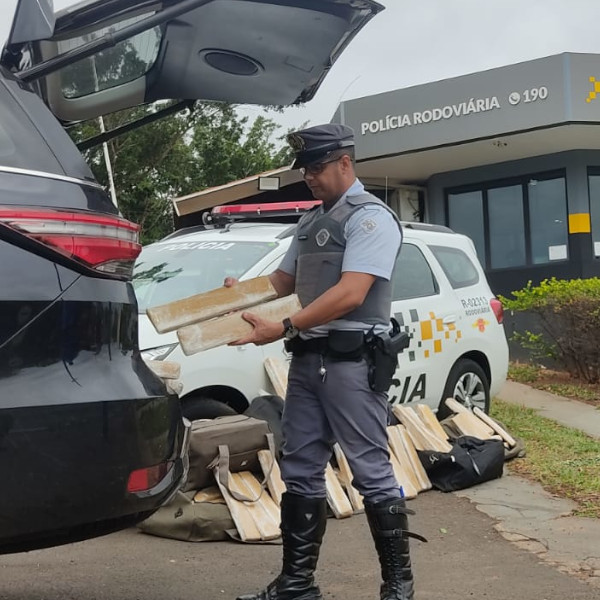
[
  {"xmin": 456, "ymin": 380, "xmax": 600, "ymax": 588},
  {"xmin": 496, "ymin": 380, "xmax": 600, "ymax": 439}
]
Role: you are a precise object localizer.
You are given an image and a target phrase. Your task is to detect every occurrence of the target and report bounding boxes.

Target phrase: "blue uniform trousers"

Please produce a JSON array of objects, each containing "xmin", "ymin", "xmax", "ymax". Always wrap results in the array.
[{"xmin": 280, "ymin": 351, "xmax": 402, "ymax": 503}]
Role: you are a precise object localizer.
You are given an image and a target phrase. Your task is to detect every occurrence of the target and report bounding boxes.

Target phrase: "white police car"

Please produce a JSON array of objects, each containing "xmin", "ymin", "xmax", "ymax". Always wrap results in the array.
[{"xmin": 133, "ymin": 202, "xmax": 509, "ymax": 420}]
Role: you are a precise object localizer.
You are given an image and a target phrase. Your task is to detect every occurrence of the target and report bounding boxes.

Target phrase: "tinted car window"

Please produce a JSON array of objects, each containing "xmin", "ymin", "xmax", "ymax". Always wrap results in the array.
[
  {"xmin": 5, "ymin": 75, "xmax": 96, "ymax": 181},
  {"xmin": 58, "ymin": 14, "xmax": 162, "ymax": 99},
  {"xmin": 0, "ymin": 79, "xmax": 64, "ymax": 174},
  {"xmin": 391, "ymin": 243, "xmax": 438, "ymax": 300},
  {"xmin": 429, "ymin": 245, "xmax": 480, "ymax": 289},
  {"xmin": 133, "ymin": 240, "xmax": 279, "ymax": 311}
]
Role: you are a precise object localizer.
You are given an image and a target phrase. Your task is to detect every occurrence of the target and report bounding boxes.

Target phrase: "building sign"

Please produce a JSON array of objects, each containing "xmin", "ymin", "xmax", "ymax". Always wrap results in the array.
[
  {"xmin": 361, "ymin": 89, "xmax": 550, "ymax": 136},
  {"xmin": 336, "ymin": 54, "xmax": 592, "ymax": 161}
]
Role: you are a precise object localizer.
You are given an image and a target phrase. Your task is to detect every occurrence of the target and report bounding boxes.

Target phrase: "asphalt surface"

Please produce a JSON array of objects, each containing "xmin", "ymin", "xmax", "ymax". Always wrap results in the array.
[
  {"xmin": 1, "ymin": 490, "xmax": 598, "ymax": 600},
  {"xmin": 2, "ymin": 381, "xmax": 599, "ymax": 599}
]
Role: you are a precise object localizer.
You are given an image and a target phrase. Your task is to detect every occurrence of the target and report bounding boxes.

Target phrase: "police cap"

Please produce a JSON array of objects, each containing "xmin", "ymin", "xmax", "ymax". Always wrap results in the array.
[{"xmin": 287, "ymin": 124, "xmax": 355, "ymax": 169}]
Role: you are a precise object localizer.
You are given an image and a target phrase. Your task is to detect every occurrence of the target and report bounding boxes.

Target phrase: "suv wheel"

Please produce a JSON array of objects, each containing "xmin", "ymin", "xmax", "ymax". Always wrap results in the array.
[
  {"xmin": 438, "ymin": 359, "xmax": 490, "ymax": 419},
  {"xmin": 181, "ymin": 397, "xmax": 238, "ymax": 421}
]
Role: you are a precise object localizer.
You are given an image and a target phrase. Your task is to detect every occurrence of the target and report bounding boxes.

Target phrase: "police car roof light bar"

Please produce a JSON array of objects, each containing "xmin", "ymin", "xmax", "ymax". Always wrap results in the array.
[
  {"xmin": 212, "ymin": 200, "xmax": 321, "ymax": 216},
  {"xmin": 208, "ymin": 200, "xmax": 321, "ymax": 225}
]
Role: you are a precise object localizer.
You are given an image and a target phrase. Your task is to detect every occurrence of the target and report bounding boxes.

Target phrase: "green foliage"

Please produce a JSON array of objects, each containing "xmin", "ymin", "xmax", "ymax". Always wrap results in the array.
[
  {"xmin": 68, "ymin": 102, "xmax": 293, "ymax": 244},
  {"xmin": 501, "ymin": 278, "xmax": 600, "ymax": 383},
  {"xmin": 507, "ymin": 361, "xmax": 540, "ymax": 384},
  {"xmin": 510, "ymin": 331, "xmax": 557, "ymax": 362}
]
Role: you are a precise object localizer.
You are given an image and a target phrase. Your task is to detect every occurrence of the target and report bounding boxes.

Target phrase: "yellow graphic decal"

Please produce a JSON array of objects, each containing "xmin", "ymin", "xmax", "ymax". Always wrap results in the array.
[
  {"xmin": 417, "ymin": 311, "xmax": 462, "ymax": 358},
  {"xmin": 421, "ymin": 320, "xmax": 433, "ymax": 341},
  {"xmin": 587, "ymin": 77, "xmax": 600, "ymax": 103},
  {"xmin": 473, "ymin": 318, "xmax": 489, "ymax": 332}
]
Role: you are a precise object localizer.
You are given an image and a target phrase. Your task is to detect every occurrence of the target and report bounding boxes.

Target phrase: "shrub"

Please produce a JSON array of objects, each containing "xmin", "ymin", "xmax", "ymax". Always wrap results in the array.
[{"xmin": 501, "ymin": 278, "xmax": 600, "ymax": 383}]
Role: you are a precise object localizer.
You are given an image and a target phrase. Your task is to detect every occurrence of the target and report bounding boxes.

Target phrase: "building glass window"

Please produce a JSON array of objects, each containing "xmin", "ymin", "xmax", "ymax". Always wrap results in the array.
[
  {"xmin": 528, "ymin": 178, "xmax": 568, "ymax": 263},
  {"xmin": 488, "ymin": 184, "xmax": 526, "ymax": 269},
  {"xmin": 447, "ymin": 190, "xmax": 485, "ymax": 262},
  {"xmin": 445, "ymin": 171, "xmax": 568, "ymax": 270},
  {"xmin": 588, "ymin": 171, "xmax": 600, "ymax": 257}
]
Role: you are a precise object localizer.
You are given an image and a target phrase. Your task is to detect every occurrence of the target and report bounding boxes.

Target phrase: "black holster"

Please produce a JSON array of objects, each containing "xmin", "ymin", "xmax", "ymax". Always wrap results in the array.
[{"xmin": 365, "ymin": 319, "xmax": 410, "ymax": 392}]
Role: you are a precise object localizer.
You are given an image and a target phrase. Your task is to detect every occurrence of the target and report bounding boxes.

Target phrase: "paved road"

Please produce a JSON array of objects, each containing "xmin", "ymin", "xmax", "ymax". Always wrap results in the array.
[{"xmin": 1, "ymin": 490, "xmax": 597, "ymax": 600}]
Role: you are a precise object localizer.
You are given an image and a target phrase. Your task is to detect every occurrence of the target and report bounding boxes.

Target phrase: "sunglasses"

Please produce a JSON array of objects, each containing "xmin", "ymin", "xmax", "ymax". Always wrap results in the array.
[{"xmin": 300, "ymin": 156, "xmax": 343, "ymax": 176}]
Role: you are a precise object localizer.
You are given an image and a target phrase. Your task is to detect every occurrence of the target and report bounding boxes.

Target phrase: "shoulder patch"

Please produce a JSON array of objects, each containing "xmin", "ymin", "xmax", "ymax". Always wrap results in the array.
[{"xmin": 361, "ymin": 218, "xmax": 378, "ymax": 233}]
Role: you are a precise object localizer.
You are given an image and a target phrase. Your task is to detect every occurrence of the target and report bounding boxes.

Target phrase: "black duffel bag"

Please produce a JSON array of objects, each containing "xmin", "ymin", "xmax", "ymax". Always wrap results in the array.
[{"xmin": 417, "ymin": 435, "xmax": 505, "ymax": 492}]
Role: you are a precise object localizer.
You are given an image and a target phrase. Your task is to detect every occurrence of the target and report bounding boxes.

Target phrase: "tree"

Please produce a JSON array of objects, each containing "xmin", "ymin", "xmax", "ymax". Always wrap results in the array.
[
  {"xmin": 69, "ymin": 102, "xmax": 293, "ymax": 244},
  {"xmin": 61, "ymin": 34, "xmax": 294, "ymax": 243}
]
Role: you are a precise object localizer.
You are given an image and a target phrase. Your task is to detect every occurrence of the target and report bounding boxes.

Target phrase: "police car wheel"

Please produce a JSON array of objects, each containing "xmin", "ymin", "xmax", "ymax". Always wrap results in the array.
[
  {"xmin": 181, "ymin": 397, "xmax": 238, "ymax": 421},
  {"xmin": 438, "ymin": 359, "xmax": 490, "ymax": 419}
]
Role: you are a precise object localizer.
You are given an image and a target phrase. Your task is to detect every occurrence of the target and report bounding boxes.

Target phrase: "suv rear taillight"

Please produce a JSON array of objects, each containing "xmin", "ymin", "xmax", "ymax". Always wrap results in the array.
[
  {"xmin": 127, "ymin": 461, "xmax": 173, "ymax": 493},
  {"xmin": 0, "ymin": 207, "xmax": 141, "ymax": 278},
  {"xmin": 490, "ymin": 297, "xmax": 504, "ymax": 324}
]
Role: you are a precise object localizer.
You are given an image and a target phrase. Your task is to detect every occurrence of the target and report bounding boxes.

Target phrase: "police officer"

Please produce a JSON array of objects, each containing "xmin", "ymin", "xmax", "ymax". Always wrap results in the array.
[{"xmin": 229, "ymin": 124, "xmax": 422, "ymax": 600}]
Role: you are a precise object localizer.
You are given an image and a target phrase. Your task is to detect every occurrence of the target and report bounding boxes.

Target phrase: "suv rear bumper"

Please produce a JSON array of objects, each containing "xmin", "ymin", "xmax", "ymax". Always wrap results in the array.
[{"xmin": 0, "ymin": 397, "xmax": 189, "ymax": 555}]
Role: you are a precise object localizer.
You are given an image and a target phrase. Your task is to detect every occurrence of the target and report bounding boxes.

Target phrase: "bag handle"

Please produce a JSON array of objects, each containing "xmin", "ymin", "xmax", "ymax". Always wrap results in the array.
[{"xmin": 210, "ymin": 433, "xmax": 276, "ymax": 503}]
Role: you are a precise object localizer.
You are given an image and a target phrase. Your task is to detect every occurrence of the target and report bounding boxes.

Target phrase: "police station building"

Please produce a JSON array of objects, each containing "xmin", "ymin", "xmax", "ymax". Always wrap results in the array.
[{"xmin": 333, "ymin": 52, "xmax": 600, "ymax": 298}]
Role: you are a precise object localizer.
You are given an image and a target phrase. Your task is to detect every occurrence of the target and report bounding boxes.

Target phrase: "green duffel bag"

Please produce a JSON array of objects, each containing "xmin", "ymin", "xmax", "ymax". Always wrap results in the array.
[{"xmin": 138, "ymin": 489, "xmax": 235, "ymax": 542}]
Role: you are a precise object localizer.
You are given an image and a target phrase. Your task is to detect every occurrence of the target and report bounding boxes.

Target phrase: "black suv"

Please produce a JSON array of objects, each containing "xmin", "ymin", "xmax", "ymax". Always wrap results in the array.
[{"xmin": 0, "ymin": 0, "xmax": 383, "ymax": 553}]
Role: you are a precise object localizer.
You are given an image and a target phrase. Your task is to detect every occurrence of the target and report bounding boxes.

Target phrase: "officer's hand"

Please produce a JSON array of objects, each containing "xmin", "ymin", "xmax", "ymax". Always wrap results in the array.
[
  {"xmin": 229, "ymin": 312, "xmax": 284, "ymax": 346},
  {"xmin": 224, "ymin": 277, "xmax": 238, "ymax": 287}
]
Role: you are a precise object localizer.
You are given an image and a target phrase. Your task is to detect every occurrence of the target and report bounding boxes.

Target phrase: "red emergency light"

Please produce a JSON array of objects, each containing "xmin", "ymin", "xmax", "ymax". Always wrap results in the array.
[{"xmin": 212, "ymin": 200, "xmax": 321, "ymax": 216}]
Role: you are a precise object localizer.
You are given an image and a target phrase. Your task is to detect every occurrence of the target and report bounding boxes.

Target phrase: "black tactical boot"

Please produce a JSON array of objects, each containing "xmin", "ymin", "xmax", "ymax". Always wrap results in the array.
[
  {"xmin": 236, "ymin": 492, "xmax": 327, "ymax": 600},
  {"xmin": 364, "ymin": 497, "xmax": 426, "ymax": 600}
]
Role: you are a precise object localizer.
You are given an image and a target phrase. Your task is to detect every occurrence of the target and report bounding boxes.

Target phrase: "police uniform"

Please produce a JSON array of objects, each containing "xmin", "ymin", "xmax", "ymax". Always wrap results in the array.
[
  {"xmin": 237, "ymin": 124, "xmax": 421, "ymax": 600},
  {"xmin": 278, "ymin": 178, "xmax": 403, "ymax": 502}
]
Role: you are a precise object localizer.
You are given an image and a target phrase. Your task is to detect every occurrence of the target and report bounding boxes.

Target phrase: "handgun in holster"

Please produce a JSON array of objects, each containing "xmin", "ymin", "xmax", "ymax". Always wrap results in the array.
[{"xmin": 365, "ymin": 318, "xmax": 410, "ymax": 392}]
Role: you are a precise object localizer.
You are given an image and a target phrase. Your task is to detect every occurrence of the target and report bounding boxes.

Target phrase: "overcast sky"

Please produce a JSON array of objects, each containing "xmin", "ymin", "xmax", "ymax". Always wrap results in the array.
[{"xmin": 3, "ymin": 0, "xmax": 600, "ymax": 133}]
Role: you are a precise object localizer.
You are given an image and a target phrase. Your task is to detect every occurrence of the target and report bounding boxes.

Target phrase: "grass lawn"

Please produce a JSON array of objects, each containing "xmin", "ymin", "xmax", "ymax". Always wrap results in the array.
[{"xmin": 491, "ymin": 398, "xmax": 600, "ymax": 518}]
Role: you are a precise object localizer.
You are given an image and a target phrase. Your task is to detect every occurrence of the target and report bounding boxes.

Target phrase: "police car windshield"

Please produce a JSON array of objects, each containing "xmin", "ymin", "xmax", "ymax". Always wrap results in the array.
[{"xmin": 133, "ymin": 239, "xmax": 278, "ymax": 313}]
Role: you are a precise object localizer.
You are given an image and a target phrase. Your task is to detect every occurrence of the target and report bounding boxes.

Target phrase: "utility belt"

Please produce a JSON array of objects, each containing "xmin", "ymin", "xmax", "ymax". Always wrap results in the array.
[{"xmin": 284, "ymin": 320, "xmax": 409, "ymax": 392}]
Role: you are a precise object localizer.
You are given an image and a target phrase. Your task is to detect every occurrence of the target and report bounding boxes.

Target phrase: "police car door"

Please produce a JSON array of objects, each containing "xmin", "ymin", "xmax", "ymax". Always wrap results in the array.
[{"xmin": 388, "ymin": 239, "xmax": 457, "ymax": 410}]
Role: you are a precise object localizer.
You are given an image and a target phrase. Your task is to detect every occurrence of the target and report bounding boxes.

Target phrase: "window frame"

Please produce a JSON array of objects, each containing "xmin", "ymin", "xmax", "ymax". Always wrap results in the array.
[
  {"xmin": 587, "ymin": 167, "xmax": 600, "ymax": 259},
  {"xmin": 444, "ymin": 169, "xmax": 568, "ymax": 271}
]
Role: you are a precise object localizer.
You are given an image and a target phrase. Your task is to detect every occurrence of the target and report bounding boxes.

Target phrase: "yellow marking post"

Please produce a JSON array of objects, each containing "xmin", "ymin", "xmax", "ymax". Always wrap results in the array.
[{"xmin": 568, "ymin": 213, "xmax": 591, "ymax": 234}]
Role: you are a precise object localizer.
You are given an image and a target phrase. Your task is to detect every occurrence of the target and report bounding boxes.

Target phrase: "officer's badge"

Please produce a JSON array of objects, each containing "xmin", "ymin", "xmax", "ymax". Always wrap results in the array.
[
  {"xmin": 315, "ymin": 228, "xmax": 330, "ymax": 247},
  {"xmin": 361, "ymin": 218, "xmax": 377, "ymax": 233},
  {"xmin": 287, "ymin": 133, "xmax": 306, "ymax": 151}
]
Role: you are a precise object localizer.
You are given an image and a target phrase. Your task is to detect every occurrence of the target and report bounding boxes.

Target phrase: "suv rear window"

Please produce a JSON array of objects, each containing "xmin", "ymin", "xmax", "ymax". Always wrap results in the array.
[
  {"xmin": 429, "ymin": 245, "xmax": 479, "ymax": 289},
  {"xmin": 133, "ymin": 240, "xmax": 278, "ymax": 312},
  {"xmin": 57, "ymin": 14, "xmax": 162, "ymax": 99},
  {"xmin": 0, "ymin": 81, "xmax": 63, "ymax": 174}
]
